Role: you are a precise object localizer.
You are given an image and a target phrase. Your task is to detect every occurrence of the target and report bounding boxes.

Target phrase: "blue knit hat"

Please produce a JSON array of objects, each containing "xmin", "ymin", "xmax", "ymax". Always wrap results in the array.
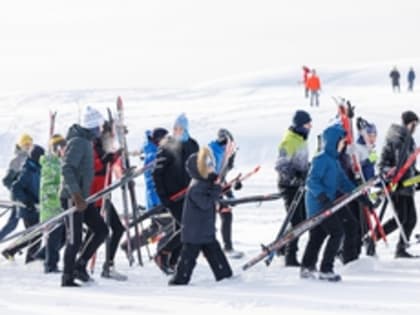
[
  {"xmin": 174, "ymin": 113, "xmax": 189, "ymax": 131},
  {"xmin": 173, "ymin": 113, "xmax": 190, "ymax": 141},
  {"xmin": 292, "ymin": 110, "xmax": 312, "ymax": 127},
  {"xmin": 365, "ymin": 122, "xmax": 377, "ymax": 135}
]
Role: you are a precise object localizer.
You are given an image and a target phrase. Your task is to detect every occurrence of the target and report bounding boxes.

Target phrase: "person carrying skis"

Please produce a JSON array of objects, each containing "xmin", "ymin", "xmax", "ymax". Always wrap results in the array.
[
  {"xmin": 338, "ymin": 118, "xmax": 379, "ymax": 262},
  {"xmin": 39, "ymin": 134, "xmax": 67, "ymax": 273},
  {"xmin": 120, "ymin": 127, "xmax": 170, "ymax": 255},
  {"xmin": 153, "ymin": 113, "xmax": 199, "ymax": 274},
  {"xmin": 208, "ymin": 128, "xmax": 243, "ymax": 259},
  {"xmin": 168, "ymin": 147, "xmax": 233, "ymax": 285},
  {"xmin": 143, "ymin": 128, "xmax": 169, "ymax": 210},
  {"xmin": 302, "ymin": 66, "xmax": 311, "ymax": 98},
  {"xmin": 300, "ymin": 123, "xmax": 355, "ymax": 281},
  {"xmin": 2, "ymin": 145, "xmax": 45, "ymax": 263},
  {"xmin": 87, "ymin": 120, "xmax": 126, "ymax": 280},
  {"xmin": 60, "ymin": 106, "xmax": 108, "ymax": 287},
  {"xmin": 0, "ymin": 134, "xmax": 33, "ymax": 241},
  {"xmin": 390, "ymin": 66, "xmax": 401, "ymax": 92},
  {"xmin": 377, "ymin": 110, "xmax": 419, "ymax": 258},
  {"xmin": 408, "ymin": 67, "xmax": 416, "ymax": 92},
  {"xmin": 355, "ymin": 119, "xmax": 378, "ymax": 181},
  {"xmin": 306, "ymin": 69, "xmax": 321, "ymax": 107},
  {"xmin": 275, "ymin": 110, "xmax": 312, "ymax": 266}
]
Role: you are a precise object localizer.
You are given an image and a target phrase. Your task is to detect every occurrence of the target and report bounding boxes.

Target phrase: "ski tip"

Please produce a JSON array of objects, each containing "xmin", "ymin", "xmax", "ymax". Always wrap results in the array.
[{"xmin": 117, "ymin": 96, "xmax": 123, "ymax": 108}]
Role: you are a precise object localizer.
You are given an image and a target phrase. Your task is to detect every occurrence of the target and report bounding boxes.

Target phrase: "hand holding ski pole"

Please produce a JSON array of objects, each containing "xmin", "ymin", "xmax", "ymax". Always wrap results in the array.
[{"xmin": 72, "ymin": 192, "xmax": 87, "ymax": 211}]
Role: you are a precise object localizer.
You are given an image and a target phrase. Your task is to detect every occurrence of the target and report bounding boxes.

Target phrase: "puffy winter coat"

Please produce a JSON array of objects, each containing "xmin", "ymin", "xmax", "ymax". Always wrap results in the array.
[
  {"xmin": 12, "ymin": 158, "xmax": 41, "ymax": 218},
  {"xmin": 142, "ymin": 137, "xmax": 161, "ymax": 210},
  {"xmin": 355, "ymin": 136, "xmax": 377, "ymax": 180},
  {"xmin": 39, "ymin": 154, "xmax": 62, "ymax": 222},
  {"xmin": 390, "ymin": 70, "xmax": 400, "ymax": 85},
  {"xmin": 306, "ymin": 75, "xmax": 321, "ymax": 91},
  {"xmin": 2, "ymin": 146, "xmax": 28, "ymax": 190},
  {"xmin": 275, "ymin": 128, "xmax": 309, "ymax": 188},
  {"xmin": 153, "ymin": 135, "xmax": 199, "ymax": 220},
  {"xmin": 305, "ymin": 124, "xmax": 354, "ymax": 217},
  {"xmin": 408, "ymin": 70, "xmax": 416, "ymax": 82},
  {"xmin": 378, "ymin": 124, "xmax": 417, "ymax": 196},
  {"xmin": 181, "ymin": 148, "xmax": 222, "ymax": 244},
  {"xmin": 90, "ymin": 139, "xmax": 119, "ymax": 208},
  {"xmin": 60, "ymin": 124, "xmax": 95, "ymax": 199},
  {"xmin": 208, "ymin": 140, "xmax": 235, "ymax": 175}
]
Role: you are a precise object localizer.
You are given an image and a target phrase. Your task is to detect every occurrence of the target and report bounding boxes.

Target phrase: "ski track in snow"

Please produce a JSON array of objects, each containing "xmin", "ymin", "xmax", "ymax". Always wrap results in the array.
[{"xmin": 1, "ymin": 63, "xmax": 420, "ymax": 314}]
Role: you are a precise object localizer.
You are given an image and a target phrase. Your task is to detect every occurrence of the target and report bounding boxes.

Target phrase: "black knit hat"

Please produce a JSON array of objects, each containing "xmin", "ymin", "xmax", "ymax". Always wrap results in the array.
[
  {"xmin": 30, "ymin": 145, "xmax": 45, "ymax": 163},
  {"xmin": 402, "ymin": 110, "xmax": 419, "ymax": 126},
  {"xmin": 292, "ymin": 110, "xmax": 312, "ymax": 127},
  {"xmin": 217, "ymin": 128, "xmax": 234, "ymax": 145},
  {"xmin": 151, "ymin": 127, "xmax": 168, "ymax": 145}
]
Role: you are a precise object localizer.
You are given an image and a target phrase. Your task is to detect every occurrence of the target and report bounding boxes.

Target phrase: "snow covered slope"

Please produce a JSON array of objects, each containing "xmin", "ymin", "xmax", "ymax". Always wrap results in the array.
[{"xmin": 1, "ymin": 62, "xmax": 420, "ymax": 315}]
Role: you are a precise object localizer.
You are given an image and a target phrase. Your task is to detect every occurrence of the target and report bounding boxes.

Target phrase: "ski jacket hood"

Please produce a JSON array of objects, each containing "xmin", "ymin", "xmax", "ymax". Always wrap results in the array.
[
  {"xmin": 66, "ymin": 124, "xmax": 95, "ymax": 142},
  {"xmin": 322, "ymin": 124, "xmax": 346, "ymax": 158}
]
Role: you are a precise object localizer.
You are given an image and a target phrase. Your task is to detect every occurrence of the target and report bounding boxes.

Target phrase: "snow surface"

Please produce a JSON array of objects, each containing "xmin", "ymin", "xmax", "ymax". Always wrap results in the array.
[
  {"xmin": 1, "ymin": 61, "xmax": 420, "ymax": 314},
  {"xmin": 2, "ymin": 1, "xmax": 420, "ymax": 311}
]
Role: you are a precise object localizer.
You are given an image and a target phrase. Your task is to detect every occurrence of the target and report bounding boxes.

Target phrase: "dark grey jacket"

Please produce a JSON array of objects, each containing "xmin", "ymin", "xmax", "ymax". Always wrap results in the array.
[
  {"xmin": 60, "ymin": 124, "xmax": 95, "ymax": 199},
  {"xmin": 181, "ymin": 153, "xmax": 222, "ymax": 244},
  {"xmin": 378, "ymin": 124, "xmax": 417, "ymax": 196}
]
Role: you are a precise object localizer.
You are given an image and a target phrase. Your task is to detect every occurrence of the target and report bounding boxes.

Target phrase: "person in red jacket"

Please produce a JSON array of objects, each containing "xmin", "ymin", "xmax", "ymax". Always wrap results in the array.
[
  {"xmin": 302, "ymin": 66, "xmax": 311, "ymax": 98},
  {"xmin": 306, "ymin": 69, "xmax": 321, "ymax": 107},
  {"xmin": 87, "ymin": 131, "xmax": 127, "ymax": 281}
]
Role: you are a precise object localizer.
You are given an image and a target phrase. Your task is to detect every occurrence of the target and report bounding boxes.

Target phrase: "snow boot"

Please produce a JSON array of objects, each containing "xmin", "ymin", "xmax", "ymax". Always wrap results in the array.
[
  {"xmin": 319, "ymin": 271, "xmax": 342, "ymax": 282},
  {"xmin": 61, "ymin": 273, "xmax": 80, "ymax": 287},
  {"xmin": 74, "ymin": 260, "xmax": 93, "ymax": 282},
  {"xmin": 101, "ymin": 262, "xmax": 128, "ymax": 281},
  {"xmin": 300, "ymin": 267, "xmax": 317, "ymax": 279},
  {"xmin": 224, "ymin": 249, "xmax": 244, "ymax": 259},
  {"xmin": 395, "ymin": 245, "xmax": 418, "ymax": 258},
  {"xmin": 154, "ymin": 251, "xmax": 175, "ymax": 275}
]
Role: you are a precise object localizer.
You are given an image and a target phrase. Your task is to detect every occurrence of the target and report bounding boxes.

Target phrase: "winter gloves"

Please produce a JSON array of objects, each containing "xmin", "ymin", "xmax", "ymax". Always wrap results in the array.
[
  {"xmin": 72, "ymin": 192, "xmax": 87, "ymax": 211},
  {"xmin": 317, "ymin": 192, "xmax": 331, "ymax": 209}
]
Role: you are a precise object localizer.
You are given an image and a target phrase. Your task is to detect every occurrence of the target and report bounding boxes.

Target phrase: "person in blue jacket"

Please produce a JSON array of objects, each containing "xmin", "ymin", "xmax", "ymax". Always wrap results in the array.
[
  {"xmin": 120, "ymin": 127, "xmax": 169, "ymax": 255},
  {"xmin": 408, "ymin": 67, "xmax": 416, "ymax": 92},
  {"xmin": 300, "ymin": 124, "xmax": 354, "ymax": 282},
  {"xmin": 2, "ymin": 145, "xmax": 45, "ymax": 263},
  {"xmin": 208, "ymin": 128, "xmax": 243, "ymax": 259},
  {"xmin": 143, "ymin": 128, "xmax": 169, "ymax": 210}
]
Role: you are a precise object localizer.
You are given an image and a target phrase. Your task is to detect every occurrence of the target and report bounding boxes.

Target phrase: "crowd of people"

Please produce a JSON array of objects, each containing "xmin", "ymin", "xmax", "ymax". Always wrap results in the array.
[{"xmin": 0, "ymin": 97, "xmax": 419, "ymax": 286}]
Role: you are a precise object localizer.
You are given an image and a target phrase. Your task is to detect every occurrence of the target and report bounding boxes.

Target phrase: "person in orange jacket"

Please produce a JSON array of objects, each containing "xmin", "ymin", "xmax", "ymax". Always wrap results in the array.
[{"xmin": 306, "ymin": 69, "xmax": 321, "ymax": 107}]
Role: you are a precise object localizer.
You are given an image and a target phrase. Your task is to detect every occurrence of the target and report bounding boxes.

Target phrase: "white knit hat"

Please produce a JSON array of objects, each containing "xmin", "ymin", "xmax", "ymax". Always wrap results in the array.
[{"xmin": 81, "ymin": 106, "xmax": 104, "ymax": 129}]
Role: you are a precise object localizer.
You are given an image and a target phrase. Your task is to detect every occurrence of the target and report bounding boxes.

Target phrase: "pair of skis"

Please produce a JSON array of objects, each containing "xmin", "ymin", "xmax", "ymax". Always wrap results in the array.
[
  {"xmin": 0, "ymin": 161, "xmax": 158, "ymax": 255},
  {"xmin": 243, "ymin": 136, "xmax": 420, "ymax": 271},
  {"xmin": 114, "ymin": 96, "xmax": 150, "ymax": 265},
  {"xmin": 335, "ymin": 98, "xmax": 388, "ymax": 246}
]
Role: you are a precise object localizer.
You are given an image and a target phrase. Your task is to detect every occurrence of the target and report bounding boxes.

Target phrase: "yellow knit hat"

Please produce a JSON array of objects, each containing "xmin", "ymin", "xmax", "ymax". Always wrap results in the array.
[
  {"xmin": 49, "ymin": 134, "xmax": 66, "ymax": 152},
  {"xmin": 49, "ymin": 134, "xmax": 65, "ymax": 146},
  {"xmin": 18, "ymin": 133, "xmax": 33, "ymax": 148}
]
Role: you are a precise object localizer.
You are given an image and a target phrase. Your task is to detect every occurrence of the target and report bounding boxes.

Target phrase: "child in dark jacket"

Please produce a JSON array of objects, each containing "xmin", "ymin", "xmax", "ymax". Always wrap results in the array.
[
  {"xmin": 169, "ymin": 147, "xmax": 233, "ymax": 285},
  {"xmin": 301, "ymin": 124, "xmax": 354, "ymax": 282},
  {"xmin": 3, "ymin": 145, "xmax": 45, "ymax": 263}
]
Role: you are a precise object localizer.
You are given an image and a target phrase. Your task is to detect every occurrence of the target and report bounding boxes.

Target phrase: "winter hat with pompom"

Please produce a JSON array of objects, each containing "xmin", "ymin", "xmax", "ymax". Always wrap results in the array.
[{"xmin": 81, "ymin": 106, "xmax": 104, "ymax": 129}]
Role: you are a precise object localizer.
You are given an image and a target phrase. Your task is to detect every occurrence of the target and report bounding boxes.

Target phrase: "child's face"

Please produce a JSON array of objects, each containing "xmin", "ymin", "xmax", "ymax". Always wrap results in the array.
[
  {"xmin": 366, "ymin": 133, "xmax": 377, "ymax": 146},
  {"xmin": 21, "ymin": 143, "xmax": 33, "ymax": 153}
]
